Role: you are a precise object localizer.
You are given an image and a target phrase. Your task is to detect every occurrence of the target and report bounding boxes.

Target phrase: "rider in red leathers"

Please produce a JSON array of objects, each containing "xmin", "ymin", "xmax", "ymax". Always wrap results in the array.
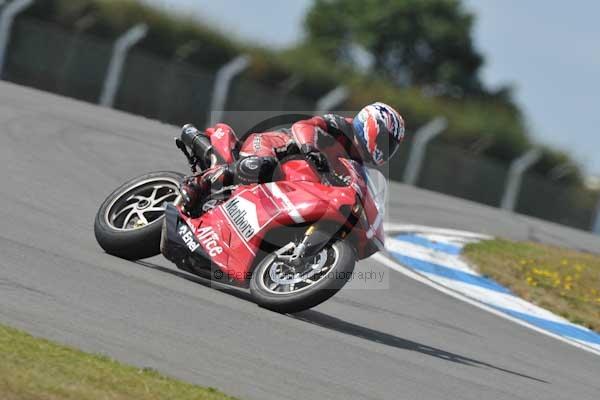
[{"xmin": 178, "ymin": 103, "xmax": 405, "ymax": 215}]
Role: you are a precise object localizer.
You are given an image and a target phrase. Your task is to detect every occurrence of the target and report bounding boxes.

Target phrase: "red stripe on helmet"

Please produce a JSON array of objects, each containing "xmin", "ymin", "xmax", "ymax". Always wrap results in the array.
[{"xmin": 365, "ymin": 112, "xmax": 379, "ymax": 154}]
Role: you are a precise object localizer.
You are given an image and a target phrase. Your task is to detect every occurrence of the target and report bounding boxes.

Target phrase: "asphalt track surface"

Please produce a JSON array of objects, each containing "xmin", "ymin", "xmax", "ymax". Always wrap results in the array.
[{"xmin": 1, "ymin": 81, "xmax": 599, "ymax": 399}]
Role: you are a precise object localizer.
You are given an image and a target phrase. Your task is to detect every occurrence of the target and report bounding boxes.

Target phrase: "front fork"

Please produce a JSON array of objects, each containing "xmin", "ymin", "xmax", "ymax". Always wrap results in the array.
[
  {"xmin": 173, "ymin": 194, "xmax": 183, "ymax": 207},
  {"xmin": 274, "ymin": 224, "xmax": 334, "ymax": 264}
]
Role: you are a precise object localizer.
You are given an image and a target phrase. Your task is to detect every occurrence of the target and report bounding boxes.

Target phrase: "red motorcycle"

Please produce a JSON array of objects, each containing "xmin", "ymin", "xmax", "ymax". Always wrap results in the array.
[{"xmin": 94, "ymin": 127, "xmax": 387, "ymax": 313}]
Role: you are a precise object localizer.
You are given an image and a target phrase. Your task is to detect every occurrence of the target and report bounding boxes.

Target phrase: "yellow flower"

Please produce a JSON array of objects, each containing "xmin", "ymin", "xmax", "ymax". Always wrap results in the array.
[
  {"xmin": 526, "ymin": 276, "xmax": 534, "ymax": 285},
  {"xmin": 553, "ymin": 279, "xmax": 561, "ymax": 287}
]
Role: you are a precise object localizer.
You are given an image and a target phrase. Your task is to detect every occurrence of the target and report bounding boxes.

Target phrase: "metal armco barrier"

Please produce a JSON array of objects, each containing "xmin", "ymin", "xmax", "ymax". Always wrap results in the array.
[
  {"xmin": 314, "ymin": 86, "xmax": 349, "ymax": 115},
  {"xmin": 403, "ymin": 117, "xmax": 448, "ymax": 185},
  {"xmin": 208, "ymin": 55, "xmax": 250, "ymax": 126},
  {"xmin": 593, "ymin": 200, "xmax": 600, "ymax": 234},
  {"xmin": 0, "ymin": 0, "xmax": 34, "ymax": 78},
  {"xmin": 501, "ymin": 148, "xmax": 542, "ymax": 211},
  {"xmin": 99, "ymin": 23, "xmax": 148, "ymax": 107}
]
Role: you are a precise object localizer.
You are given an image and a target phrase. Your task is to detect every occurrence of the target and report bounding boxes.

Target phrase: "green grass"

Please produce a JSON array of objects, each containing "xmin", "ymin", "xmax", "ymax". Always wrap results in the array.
[
  {"xmin": 0, "ymin": 324, "xmax": 237, "ymax": 400},
  {"xmin": 463, "ymin": 239, "xmax": 600, "ymax": 332}
]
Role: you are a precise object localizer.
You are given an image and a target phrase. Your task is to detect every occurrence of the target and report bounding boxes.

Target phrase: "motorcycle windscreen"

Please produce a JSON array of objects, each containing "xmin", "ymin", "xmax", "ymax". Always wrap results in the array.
[{"xmin": 363, "ymin": 166, "xmax": 387, "ymax": 247}]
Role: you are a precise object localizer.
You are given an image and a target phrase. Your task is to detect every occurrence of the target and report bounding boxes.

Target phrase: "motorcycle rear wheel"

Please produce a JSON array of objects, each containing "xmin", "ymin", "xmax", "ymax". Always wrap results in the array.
[
  {"xmin": 250, "ymin": 239, "xmax": 356, "ymax": 313},
  {"xmin": 94, "ymin": 171, "xmax": 183, "ymax": 260}
]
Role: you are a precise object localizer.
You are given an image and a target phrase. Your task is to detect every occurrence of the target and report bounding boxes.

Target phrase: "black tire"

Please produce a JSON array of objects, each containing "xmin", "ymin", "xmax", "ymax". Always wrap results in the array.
[
  {"xmin": 250, "ymin": 239, "xmax": 356, "ymax": 313},
  {"xmin": 94, "ymin": 171, "xmax": 183, "ymax": 260}
]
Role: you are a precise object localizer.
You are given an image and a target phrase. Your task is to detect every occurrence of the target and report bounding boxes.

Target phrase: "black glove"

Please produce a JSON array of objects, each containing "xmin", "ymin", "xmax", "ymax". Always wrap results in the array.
[
  {"xmin": 305, "ymin": 151, "xmax": 330, "ymax": 172},
  {"xmin": 180, "ymin": 176, "xmax": 201, "ymax": 213}
]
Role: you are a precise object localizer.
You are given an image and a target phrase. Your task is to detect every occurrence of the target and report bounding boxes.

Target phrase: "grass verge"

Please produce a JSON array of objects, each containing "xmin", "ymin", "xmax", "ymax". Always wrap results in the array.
[
  {"xmin": 0, "ymin": 324, "xmax": 236, "ymax": 400},
  {"xmin": 463, "ymin": 239, "xmax": 600, "ymax": 332}
]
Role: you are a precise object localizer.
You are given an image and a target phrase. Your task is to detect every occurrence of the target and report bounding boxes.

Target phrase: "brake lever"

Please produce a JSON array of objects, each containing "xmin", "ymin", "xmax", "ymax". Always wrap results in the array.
[{"xmin": 175, "ymin": 138, "xmax": 198, "ymax": 173}]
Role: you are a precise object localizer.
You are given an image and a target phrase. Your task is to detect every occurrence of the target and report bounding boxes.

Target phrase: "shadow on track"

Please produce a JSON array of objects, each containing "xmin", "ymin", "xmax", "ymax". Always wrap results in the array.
[
  {"xmin": 293, "ymin": 310, "xmax": 548, "ymax": 384},
  {"xmin": 136, "ymin": 260, "xmax": 547, "ymax": 384},
  {"xmin": 135, "ymin": 260, "xmax": 253, "ymax": 302}
]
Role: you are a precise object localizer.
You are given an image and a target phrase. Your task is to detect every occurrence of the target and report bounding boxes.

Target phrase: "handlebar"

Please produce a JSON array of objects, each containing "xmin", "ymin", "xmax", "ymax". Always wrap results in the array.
[{"xmin": 179, "ymin": 124, "xmax": 213, "ymax": 170}]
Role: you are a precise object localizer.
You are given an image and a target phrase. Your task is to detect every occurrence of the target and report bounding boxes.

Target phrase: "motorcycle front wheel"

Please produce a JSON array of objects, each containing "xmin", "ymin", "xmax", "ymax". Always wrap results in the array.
[
  {"xmin": 250, "ymin": 239, "xmax": 356, "ymax": 313},
  {"xmin": 94, "ymin": 171, "xmax": 183, "ymax": 260}
]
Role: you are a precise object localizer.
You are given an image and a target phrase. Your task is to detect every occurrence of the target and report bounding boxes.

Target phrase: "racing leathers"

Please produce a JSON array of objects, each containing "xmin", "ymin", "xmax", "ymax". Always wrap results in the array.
[{"xmin": 179, "ymin": 114, "xmax": 365, "ymax": 215}]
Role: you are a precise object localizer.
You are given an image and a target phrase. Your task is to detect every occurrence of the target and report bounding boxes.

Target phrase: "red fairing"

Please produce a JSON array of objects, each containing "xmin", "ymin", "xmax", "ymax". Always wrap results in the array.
[
  {"xmin": 184, "ymin": 185, "xmax": 279, "ymax": 279},
  {"xmin": 205, "ymin": 123, "xmax": 237, "ymax": 164},
  {"xmin": 279, "ymin": 159, "xmax": 321, "ymax": 182},
  {"xmin": 180, "ymin": 165, "xmax": 359, "ymax": 281},
  {"xmin": 177, "ymin": 156, "xmax": 384, "ymax": 282}
]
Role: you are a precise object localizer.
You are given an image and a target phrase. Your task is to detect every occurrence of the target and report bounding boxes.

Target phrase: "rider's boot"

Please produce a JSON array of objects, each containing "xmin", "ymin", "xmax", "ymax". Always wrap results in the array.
[{"xmin": 181, "ymin": 165, "xmax": 234, "ymax": 216}]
